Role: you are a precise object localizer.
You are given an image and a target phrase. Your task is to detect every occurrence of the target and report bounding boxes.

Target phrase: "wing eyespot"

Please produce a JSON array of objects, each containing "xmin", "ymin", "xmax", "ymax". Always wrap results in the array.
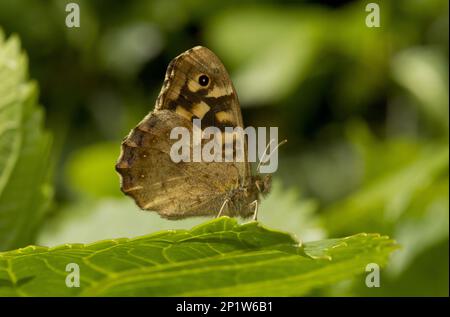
[{"xmin": 198, "ymin": 74, "xmax": 210, "ymax": 87}]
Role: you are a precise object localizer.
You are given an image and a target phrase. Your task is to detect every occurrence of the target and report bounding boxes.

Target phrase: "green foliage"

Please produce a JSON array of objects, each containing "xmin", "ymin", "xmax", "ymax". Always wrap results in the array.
[
  {"xmin": 392, "ymin": 47, "xmax": 449, "ymax": 133},
  {"xmin": 65, "ymin": 142, "xmax": 122, "ymax": 198},
  {"xmin": 0, "ymin": 217, "xmax": 397, "ymax": 296},
  {"xmin": 319, "ymin": 122, "xmax": 449, "ymax": 296},
  {"xmin": 36, "ymin": 181, "xmax": 321, "ymax": 247},
  {"xmin": 37, "ymin": 197, "xmax": 206, "ymax": 246},
  {"xmin": 0, "ymin": 30, "xmax": 52, "ymax": 251},
  {"xmin": 0, "ymin": 0, "xmax": 447, "ymax": 296},
  {"xmin": 322, "ymin": 140, "xmax": 448, "ymax": 236},
  {"xmin": 206, "ymin": 6, "xmax": 324, "ymax": 105}
]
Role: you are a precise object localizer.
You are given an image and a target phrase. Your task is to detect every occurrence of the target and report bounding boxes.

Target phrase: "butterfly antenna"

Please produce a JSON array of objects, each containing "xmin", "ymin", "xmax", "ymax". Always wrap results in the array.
[
  {"xmin": 257, "ymin": 139, "xmax": 287, "ymax": 172},
  {"xmin": 256, "ymin": 138, "xmax": 276, "ymax": 172}
]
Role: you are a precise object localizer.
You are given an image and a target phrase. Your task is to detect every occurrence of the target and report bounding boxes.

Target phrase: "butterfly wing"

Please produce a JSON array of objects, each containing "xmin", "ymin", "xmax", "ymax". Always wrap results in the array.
[
  {"xmin": 116, "ymin": 110, "xmax": 241, "ymax": 219},
  {"xmin": 155, "ymin": 46, "xmax": 251, "ymax": 182},
  {"xmin": 116, "ymin": 46, "xmax": 253, "ymax": 219}
]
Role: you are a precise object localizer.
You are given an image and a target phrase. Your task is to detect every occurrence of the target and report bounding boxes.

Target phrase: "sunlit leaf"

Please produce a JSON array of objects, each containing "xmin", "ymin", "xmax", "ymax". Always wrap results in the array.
[
  {"xmin": 0, "ymin": 217, "xmax": 397, "ymax": 296},
  {"xmin": 37, "ymin": 181, "xmax": 323, "ymax": 247},
  {"xmin": 65, "ymin": 142, "xmax": 122, "ymax": 198},
  {"xmin": 205, "ymin": 6, "xmax": 325, "ymax": 105},
  {"xmin": 0, "ymin": 30, "xmax": 52, "ymax": 251},
  {"xmin": 391, "ymin": 47, "xmax": 449, "ymax": 133}
]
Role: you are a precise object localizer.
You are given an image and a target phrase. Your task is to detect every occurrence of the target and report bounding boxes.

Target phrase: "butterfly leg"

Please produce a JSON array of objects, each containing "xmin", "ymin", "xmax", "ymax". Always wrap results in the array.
[
  {"xmin": 216, "ymin": 199, "xmax": 229, "ymax": 218},
  {"xmin": 250, "ymin": 200, "xmax": 259, "ymax": 221}
]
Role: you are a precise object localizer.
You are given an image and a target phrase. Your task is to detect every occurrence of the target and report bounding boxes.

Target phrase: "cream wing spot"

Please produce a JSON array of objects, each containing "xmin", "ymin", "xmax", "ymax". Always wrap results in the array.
[
  {"xmin": 215, "ymin": 111, "xmax": 235, "ymax": 123},
  {"xmin": 191, "ymin": 101, "xmax": 211, "ymax": 119},
  {"xmin": 176, "ymin": 106, "xmax": 193, "ymax": 120},
  {"xmin": 206, "ymin": 85, "xmax": 230, "ymax": 98},
  {"xmin": 187, "ymin": 80, "xmax": 202, "ymax": 92}
]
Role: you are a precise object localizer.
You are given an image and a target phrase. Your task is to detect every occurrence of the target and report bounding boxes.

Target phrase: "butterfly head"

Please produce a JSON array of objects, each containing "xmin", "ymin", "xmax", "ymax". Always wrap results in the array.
[{"xmin": 254, "ymin": 174, "xmax": 272, "ymax": 196}]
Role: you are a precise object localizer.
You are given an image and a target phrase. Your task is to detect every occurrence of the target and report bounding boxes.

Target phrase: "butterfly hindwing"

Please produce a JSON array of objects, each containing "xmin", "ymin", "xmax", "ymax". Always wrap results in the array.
[{"xmin": 116, "ymin": 110, "xmax": 246, "ymax": 219}]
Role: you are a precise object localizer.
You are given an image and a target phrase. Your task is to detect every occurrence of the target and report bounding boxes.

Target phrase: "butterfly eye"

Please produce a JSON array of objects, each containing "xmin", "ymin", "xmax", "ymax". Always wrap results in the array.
[{"xmin": 198, "ymin": 74, "xmax": 209, "ymax": 87}]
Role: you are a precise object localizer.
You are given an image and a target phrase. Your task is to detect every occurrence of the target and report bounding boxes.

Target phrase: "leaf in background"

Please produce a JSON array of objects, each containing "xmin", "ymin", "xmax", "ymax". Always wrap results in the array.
[
  {"xmin": 36, "ymin": 181, "xmax": 320, "ymax": 247},
  {"xmin": 390, "ymin": 179, "xmax": 448, "ymax": 275},
  {"xmin": 99, "ymin": 22, "xmax": 164, "ymax": 78},
  {"xmin": 322, "ymin": 121, "xmax": 449, "ymax": 236},
  {"xmin": 322, "ymin": 144, "xmax": 448, "ymax": 234},
  {"xmin": 205, "ymin": 6, "xmax": 325, "ymax": 105},
  {"xmin": 37, "ymin": 197, "xmax": 206, "ymax": 246},
  {"xmin": 65, "ymin": 142, "xmax": 122, "ymax": 198},
  {"xmin": 391, "ymin": 47, "xmax": 449, "ymax": 134},
  {"xmin": 278, "ymin": 142, "xmax": 363, "ymax": 204},
  {"xmin": 0, "ymin": 217, "xmax": 397, "ymax": 296},
  {"xmin": 327, "ymin": 0, "xmax": 391, "ymax": 114},
  {"xmin": 0, "ymin": 30, "xmax": 52, "ymax": 251},
  {"xmin": 320, "ymin": 121, "xmax": 448, "ymax": 295},
  {"xmin": 258, "ymin": 180, "xmax": 324, "ymax": 242}
]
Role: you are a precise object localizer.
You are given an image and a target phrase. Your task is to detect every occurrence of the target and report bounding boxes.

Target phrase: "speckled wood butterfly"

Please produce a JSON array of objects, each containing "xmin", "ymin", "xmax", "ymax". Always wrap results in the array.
[{"xmin": 115, "ymin": 46, "xmax": 271, "ymax": 219}]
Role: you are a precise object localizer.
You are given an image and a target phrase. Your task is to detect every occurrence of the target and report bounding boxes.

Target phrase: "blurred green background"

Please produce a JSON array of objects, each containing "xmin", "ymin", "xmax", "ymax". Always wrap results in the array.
[{"xmin": 0, "ymin": 0, "xmax": 448, "ymax": 296}]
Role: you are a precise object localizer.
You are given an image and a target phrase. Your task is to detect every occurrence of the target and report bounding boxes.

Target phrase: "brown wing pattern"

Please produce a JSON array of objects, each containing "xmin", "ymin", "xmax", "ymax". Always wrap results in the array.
[
  {"xmin": 116, "ymin": 110, "xmax": 241, "ymax": 219},
  {"xmin": 116, "ymin": 46, "xmax": 254, "ymax": 218},
  {"xmin": 155, "ymin": 46, "xmax": 251, "ymax": 181}
]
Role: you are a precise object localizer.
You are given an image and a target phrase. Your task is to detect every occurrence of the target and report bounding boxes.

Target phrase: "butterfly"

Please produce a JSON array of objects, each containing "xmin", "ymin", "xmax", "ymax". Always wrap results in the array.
[{"xmin": 115, "ymin": 46, "xmax": 272, "ymax": 220}]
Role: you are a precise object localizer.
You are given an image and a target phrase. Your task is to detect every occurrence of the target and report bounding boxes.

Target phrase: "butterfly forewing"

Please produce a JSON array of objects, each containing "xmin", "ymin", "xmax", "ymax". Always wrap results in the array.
[{"xmin": 156, "ymin": 47, "xmax": 251, "ymax": 180}]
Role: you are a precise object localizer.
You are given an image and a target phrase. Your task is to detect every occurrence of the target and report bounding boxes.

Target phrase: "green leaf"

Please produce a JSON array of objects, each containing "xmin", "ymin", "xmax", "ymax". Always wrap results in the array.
[
  {"xmin": 322, "ymin": 123, "xmax": 449, "ymax": 236},
  {"xmin": 65, "ymin": 142, "xmax": 123, "ymax": 198},
  {"xmin": 205, "ymin": 6, "xmax": 325, "ymax": 105},
  {"xmin": 391, "ymin": 47, "xmax": 449, "ymax": 133},
  {"xmin": 0, "ymin": 30, "xmax": 52, "ymax": 251},
  {"xmin": 36, "ymin": 181, "xmax": 321, "ymax": 248},
  {"xmin": 0, "ymin": 217, "xmax": 397, "ymax": 296}
]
